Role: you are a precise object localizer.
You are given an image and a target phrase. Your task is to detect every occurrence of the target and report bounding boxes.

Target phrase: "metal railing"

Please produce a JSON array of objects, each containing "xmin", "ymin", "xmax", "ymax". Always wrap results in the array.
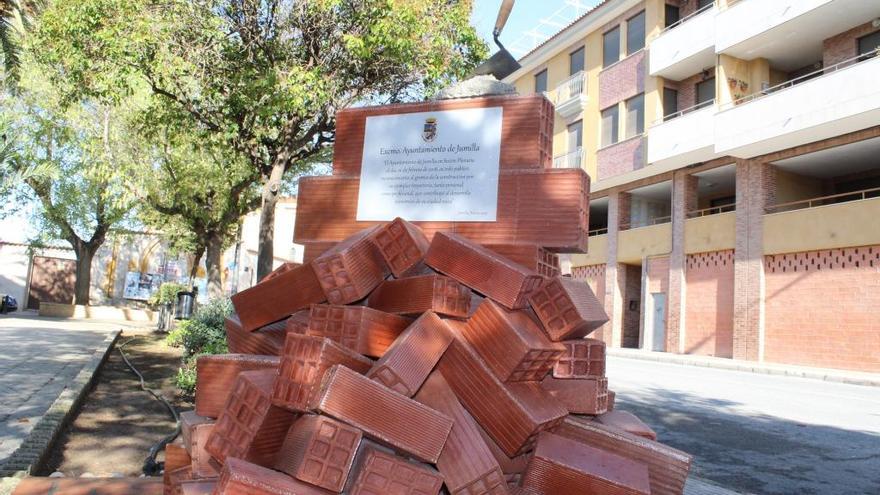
[
  {"xmin": 659, "ymin": 2, "xmax": 715, "ymax": 34},
  {"xmin": 721, "ymin": 49, "xmax": 879, "ymax": 111},
  {"xmin": 764, "ymin": 187, "xmax": 880, "ymax": 214},
  {"xmin": 552, "ymin": 148, "xmax": 584, "ymax": 169},
  {"xmin": 653, "ymin": 98, "xmax": 716, "ymax": 126},
  {"xmin": 554, "ymin": 71, "xmax": 587, "ymax": 106},
  {"xmin": 686, "ymin": 203, "xmax": 736, "ymax": 218},
  {"xmin": 588, "ymin": 227, "xmax": 608, "ymax": 237},
  {"xmin": 619, "ymin": 215, "xmax": 672, "ymax": 231}
]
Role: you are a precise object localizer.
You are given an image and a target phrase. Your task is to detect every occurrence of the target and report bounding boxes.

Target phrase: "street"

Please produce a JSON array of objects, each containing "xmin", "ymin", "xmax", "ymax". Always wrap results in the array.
[{"xmin": 607, "ymin": 357, "xmax": 880, "ymax": 495}]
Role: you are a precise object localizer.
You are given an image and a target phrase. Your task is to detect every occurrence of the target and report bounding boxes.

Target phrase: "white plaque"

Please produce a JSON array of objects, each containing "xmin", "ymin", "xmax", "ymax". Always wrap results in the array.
[{"xmin": 356, "ymin": 107, "xmax": 503, "ymax": 222}]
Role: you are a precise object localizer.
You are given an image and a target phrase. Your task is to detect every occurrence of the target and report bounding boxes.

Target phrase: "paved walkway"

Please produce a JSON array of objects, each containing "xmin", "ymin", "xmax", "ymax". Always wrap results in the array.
[
  {"xmin": 0, "ymin": 314, "xmax": 146, "ymax": 464},
  {"xmin": 607, "ymin": 356, "xmax": 880, "ymax": 495}
]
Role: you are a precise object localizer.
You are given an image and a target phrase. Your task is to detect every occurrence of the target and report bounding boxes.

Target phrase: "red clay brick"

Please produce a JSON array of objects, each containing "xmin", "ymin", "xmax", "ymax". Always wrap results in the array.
[
  {"xmin": 367, "ymin": 312, "xmax": 453, "ymax": 397},
  {"xmin": 371, "ymin": 217, "xmax": 431, "ymax": 277},
  {"xmin": 230, "ymin": 263, "xmax": 326, "ymax": 332},
  {"xmin": 225, "ymin": 315, "xmax": 286, "ymax": 356},
  {"xmin": 475, "ymin": 423, "xmax": 532, "ymax": 477},
  {"xmin": 310, "ymin": 226, "xmax": 388, "ymax": 304},
  {"xmin": 195, "ymin": 354, "xmax": 280, "ymax": 418},
  {"xmin": 285, "ymin": 310, "xmax": 311, "ymax": 336},
  {"xmin": 608, "ymin": 390, "xmax": 617, "ymax": 411},
  {"xmin": 553, "ymin": 338, "xmax": 606, "ymax": 379},
  {"xmin": 346, "ymin": 444, "xmax": 444, "ymax": 495},
  {"xmin": 461, "ymin": 299, "xmax": 564, "ymax": 382},
  {"xmin": 261, "ymin": 262, "xmax": 301, "ymax": 283},
  {"xmin": 522, "ymin": 432, "xmax": 650, "ymax": 495},
  {"xmin": 437, "ymin": 322, "xmax": 567, "ymax": 457},
  {"xmin": 307, "ymin": 304, "xmax": 411, "ymax": 358},
  {"xmin": 552, "ymin": 417, "xmax": 692, "ymax": 495},
  {"xmin": 179, "ymin": 480, "xmax": 216, "ymax": 495},
  {"xmin": 315, "ymin": 365, "xmax": 453, "ymax": 463},
  {"xmin": 529, "ymin": 277, "xmax": 608, "ymax": 341},
  {"xmin": 205, "ymin": 370, "xmax": 298, "ymax": 467},
  {"xmin": 274, "ymin": 414, "xmax": 362, "ymax": 492},
  {"xmin": 12, "ymin": 478, "xmax": 163, "ymax": 495},
  {"xmin": 540, "ymin": 376, "xmax": 608, "ymax": 415},
  {"xmin": 367, "ymin": 274, "xmax": 471, "ymax": 318},
  {"xmin": 414, "ymin": 372, "xmax": 508, "ymax": 495},
  {"xmin": 180, "ymin": 411, "xmax": 219, "ymax": 478},
  {"xmin": 485, "ymin": 244, "xmax": 561, "ymax": 278},
  {"xmin": 214, "ymin": 457, "xmax": 333, "ymax": 495},
  {"xmin": 595, "ymin": 411, "xmax": 657, "ymax": 442},
  {"xmin": 273, "ymin": 334, "xmax": 373, "ymax": 413},
  {"xmin": 425, "ymin": 232, "xmax": 545, "ymax": 310},
  {"xmin": 164, "ymin": 465, "xmax": 192, "ymax": 495}
]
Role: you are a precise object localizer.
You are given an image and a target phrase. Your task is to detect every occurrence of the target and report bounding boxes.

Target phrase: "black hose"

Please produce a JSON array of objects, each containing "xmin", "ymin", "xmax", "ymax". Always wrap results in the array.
[{"xmin": 117, "ymin": 337, "xmax": 181, "ymax": 476}]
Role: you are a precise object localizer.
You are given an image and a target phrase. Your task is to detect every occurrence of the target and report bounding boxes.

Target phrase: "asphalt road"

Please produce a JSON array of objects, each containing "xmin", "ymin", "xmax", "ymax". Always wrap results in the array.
[{"xmin": 606, "ymin": 357, "xmax": 880, "ymax": 495}]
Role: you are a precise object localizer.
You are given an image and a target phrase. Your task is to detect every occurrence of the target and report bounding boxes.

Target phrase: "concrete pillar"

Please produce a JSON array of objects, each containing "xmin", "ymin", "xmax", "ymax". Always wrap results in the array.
[
  {"xmin": 667, "ymin": 172, "xmax": 698, "ymax": 353},
  {"xmin": 604, "ymin": 191, "xmax": 632, "ymax": 348},
  {"xmin": 733, "ymin": 159, "xmax": 774, "ymax": 361}
]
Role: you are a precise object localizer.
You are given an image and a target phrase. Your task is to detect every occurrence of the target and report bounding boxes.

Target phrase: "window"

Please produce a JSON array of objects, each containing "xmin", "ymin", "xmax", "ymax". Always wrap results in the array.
[
  {"xmin": 601, "ymin": 105, "xmax": 619, "ymax": 147},
  {"xmin": 664, "ymin": 87, "xmax": 679, "ymax": 119},
  {"xmin": 696, "ymin": 77, "xmax": 715, "ymax": 108},
  {"xmin": 603, "ymin": 27, "xmax": 620, "ymax": 68},
  {"xmin": 625, "ymin": 94, "xmax": 645, "ymax": 138},
  {"xmin": 627, "ymin": 11, "xmax": 646, "ymax": 55},
  {"xmin": 665, "ymin": 4, "xmax": 680, "ymax": 28},
  {"xmin": 697, "ymin": 0, "xmax": 714, "ymax": 9},
  {"xmin": 569, "ymin": 46, "xmax": 585, "ymax": 75},
  {"xmin": 534, "ymin": 70, "xmax": 548, "ymax": 94},
  {"xmin": 567, "ymin": 120, "xmax": 584, "ymax": 151},
  {"xmin": 858, "ymin": 31, "xmax": 880, "ymax": 61}
]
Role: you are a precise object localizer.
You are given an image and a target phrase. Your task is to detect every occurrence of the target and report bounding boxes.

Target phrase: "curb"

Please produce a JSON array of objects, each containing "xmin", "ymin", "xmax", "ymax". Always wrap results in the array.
[
  {"xmin": 0, "ymin": 329, "xmax": 122, "ymax": 478},
  {"xmin": 607, "ymin": 348, "xmax": 880, "ymax": 387}
]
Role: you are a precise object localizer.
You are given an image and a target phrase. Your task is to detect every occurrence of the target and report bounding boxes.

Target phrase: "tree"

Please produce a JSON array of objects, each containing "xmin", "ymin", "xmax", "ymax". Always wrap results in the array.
[
  {"xmin": 1, "ymin": 66, "xmax": 135, "ymax": 304},
  {"xmin": 0, "ymin": 0, "xmax": 43, "ymax": 87},
  {"xmin": 32, "ymin": 0, "xmax": 487, "ymax": 280},
  {"xmin": 133, "ymin": 119, "xmax": 261, "ymax": 298}
]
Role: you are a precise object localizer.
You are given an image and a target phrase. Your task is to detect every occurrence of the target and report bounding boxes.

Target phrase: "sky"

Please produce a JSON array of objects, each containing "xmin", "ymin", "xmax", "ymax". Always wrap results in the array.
[{"xmin": 0, "ymin": 2, "xmax": 596, "ymax": 245}]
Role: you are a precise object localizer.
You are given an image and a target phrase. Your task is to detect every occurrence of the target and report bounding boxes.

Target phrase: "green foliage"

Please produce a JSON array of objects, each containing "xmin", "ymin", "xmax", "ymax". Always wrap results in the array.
[
  {"xmin": 166, "ymin": 296, "xmax": 232, "ymax": 394},
  {"xmin": 148, "ymin": 281, "xmax": 188, "ymax": 308}
]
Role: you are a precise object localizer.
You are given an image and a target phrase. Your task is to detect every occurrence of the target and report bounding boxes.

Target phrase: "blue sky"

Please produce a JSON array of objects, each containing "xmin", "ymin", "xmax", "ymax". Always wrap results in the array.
[
  {"xmin": 0, "ymin": 2, "xmax": 597, "ymax": 244},
  {"xmin": 472, "ymin": 0, "xmax": 601, "ymax": 57}
]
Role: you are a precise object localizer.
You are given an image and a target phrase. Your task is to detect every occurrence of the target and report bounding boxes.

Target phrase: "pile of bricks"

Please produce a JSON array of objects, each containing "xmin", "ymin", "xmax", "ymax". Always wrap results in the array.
[{"xmin": 163, "ymin": 218, "xmax": 692, "ymax": 495}]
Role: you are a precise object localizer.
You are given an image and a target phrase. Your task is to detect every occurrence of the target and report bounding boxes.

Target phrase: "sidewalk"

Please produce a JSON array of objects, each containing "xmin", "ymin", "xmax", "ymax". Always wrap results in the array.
[{"xmin": 607, "ymin": 347, "xmax": 880, "ymax": 387}]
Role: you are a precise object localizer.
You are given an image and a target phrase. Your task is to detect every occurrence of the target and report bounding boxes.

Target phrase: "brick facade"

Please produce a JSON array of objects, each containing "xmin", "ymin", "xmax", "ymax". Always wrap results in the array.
[
  {"xmin": 597, "ymin": 136, "xmax": 646, "ymax": 181},
  {"xmin": 667, "ymin": 172, "xmax": 698, "ymax": 353},
  {"xmin": 644, "ymin": 256, "xmax": 669, "ymax": 351},
  {"xmin": 823, "ymin": 21, "xmax": 880, "ymax": 67},
  {"xmin": 598, "ymin": 50, "xmax": 647, "ymax": 110},
  {"xmin": 622, "ymin": 263, "xmax": 643, "ymax": 349},
  {"xmin": 685, "ymin": 251, "xmax": 734, "ymax": 358},
  {"xmin": 763, "ymin": 246, "xmax": 880, "ymax": 372}
]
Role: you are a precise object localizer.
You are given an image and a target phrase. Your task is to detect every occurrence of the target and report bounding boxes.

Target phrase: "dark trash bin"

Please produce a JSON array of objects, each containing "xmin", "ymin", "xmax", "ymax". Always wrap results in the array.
[
  {"xmin": 175, "ymin": 291, "xmax": 195, "ymax": 320},
  {"xmin": 0, "ymin": 295, "xmax": 17, "ymax": 314}
]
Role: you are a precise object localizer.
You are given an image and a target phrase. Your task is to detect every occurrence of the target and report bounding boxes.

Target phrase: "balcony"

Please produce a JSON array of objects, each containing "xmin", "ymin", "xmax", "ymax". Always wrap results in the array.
[
  {"xmin": 647, "ymin": 103, "xmax": 718, "ymax": 168},
  {"xmin": 649, "ymin": 4, "xmax": 716, "ymax": 80},
  {"xmin": 553, "ymin": 148, "xmax": 584, "ymax": 169},
  {"xmin": 715, "ymin": 53, "xmax": 880, "ymax": 158},
  {"xmin": 553, "ymin": 71, "xmax": 588, "ymax": 120},
  {"xmin": 617, "ymin": 223, "xmax": 672, "ymax": 264},
  {"xmin": 716, "ymin": 0, "xmax": 880, "ymax": 62}
]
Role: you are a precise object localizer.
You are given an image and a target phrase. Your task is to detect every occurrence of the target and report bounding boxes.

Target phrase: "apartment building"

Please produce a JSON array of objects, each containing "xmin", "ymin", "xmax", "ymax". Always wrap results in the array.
[{"xmin": 503, "ymin": 0, "xmax": 880, "ymax": 373}]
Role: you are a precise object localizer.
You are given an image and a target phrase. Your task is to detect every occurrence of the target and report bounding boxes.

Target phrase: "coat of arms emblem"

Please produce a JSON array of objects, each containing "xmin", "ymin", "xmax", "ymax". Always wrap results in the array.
[{"xmin": 422, "ymin": 117, "xmax": 438, "ymax": 142}]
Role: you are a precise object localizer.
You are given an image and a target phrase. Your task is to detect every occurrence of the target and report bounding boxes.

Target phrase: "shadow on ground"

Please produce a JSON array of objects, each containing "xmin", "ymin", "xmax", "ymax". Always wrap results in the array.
[{"xmin": 616, "ymin": 389, "xmax": 880, "ymax": 495}]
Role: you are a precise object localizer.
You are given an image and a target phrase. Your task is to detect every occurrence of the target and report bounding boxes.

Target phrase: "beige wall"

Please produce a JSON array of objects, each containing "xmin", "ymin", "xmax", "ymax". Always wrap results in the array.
[
  {"xmin": 570, "ymin": 233, "xmax": 608, "ymax": 267},
  {"xmin": 684, "ymin": 212, "xmax": 737, "ymax": 254},
  {"xmin": 773, "ymin": 168, "xmax": 824, "ymax": 205},
  {"xmin": 764, "ymin": 196, "xmax": 880, "ymax": 255},
  {"xmin": 618, "ymin": 223, "xmax": 672, "ymax": 263}
]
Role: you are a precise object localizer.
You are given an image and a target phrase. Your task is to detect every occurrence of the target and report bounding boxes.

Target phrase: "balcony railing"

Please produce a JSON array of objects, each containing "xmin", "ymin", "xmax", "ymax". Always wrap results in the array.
[
  {"xmin": 686, "ymin": 203, "xmax": 736, "ymax": 218},
  {"xmin": 553, "ymin": 148, "xmax": 584, "ymax": 169},
  {"xmin": 720, "ymin": 49, "xmax": 879, "ymax": 110},
  {"xmin": 660, "ymin": 2, "xmax": 714, "ymax": 33},
  {"xmin": 619, "ymin": 215, "xmax": 672, "ymax": 230},
  {"xmin": 655, "ymin": 98, "xmax": 716, "ymax": 125},
  {"xmin": 764, "ymin": 187, "xmax": 880, "ymax": 214},
  {"xmin": 554, "ymin": 71, "xmax": 586, "ymax": 106},
  {"xmin": 588, "ymin": 227, "xmax": 608, "ymax": 237}
]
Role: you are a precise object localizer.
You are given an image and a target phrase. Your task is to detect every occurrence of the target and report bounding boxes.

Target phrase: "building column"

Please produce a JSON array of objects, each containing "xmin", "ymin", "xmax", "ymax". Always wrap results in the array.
[
  {"xmin": 604, "ymin": 191, "xmax": 631, "ymax": 348},
  {"xmin": 667, "ymin": 171, "xmax": 698, "ymax": 353},
  {"xmin": 733, "ymin": 159, "xmax": 775, "ymax": 361}
]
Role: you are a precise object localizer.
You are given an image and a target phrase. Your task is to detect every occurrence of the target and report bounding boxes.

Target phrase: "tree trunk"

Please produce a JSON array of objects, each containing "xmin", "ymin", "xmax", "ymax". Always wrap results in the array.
[
  {"xmin": 205, "ymin": 232, "xmax": 224, "ymax": 299},
  {"xmin": 73, "ymin": 244, "xmax": 97, "ymax": 305},
  {"xmin": 190, "ymin": 244, "xmax": 205, "ymax": 283},
  {"xmin": 256, "ymin": 160, "xmax": 285, "ymax": 281}
]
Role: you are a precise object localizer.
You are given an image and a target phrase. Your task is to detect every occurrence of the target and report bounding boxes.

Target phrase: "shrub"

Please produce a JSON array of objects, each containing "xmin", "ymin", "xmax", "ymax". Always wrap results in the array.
[
  {"xmin": 148, "ymin": 282, "xmax": 189, "ymax": 308},
  {"xmin": 168, "ymin": 297, "xmax": 232, "ymax": 395}
]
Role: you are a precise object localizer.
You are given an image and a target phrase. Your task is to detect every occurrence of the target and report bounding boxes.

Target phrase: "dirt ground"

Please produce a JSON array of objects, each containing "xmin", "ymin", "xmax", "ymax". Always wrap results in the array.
[{"xmin": 41, "ymin": 329, "xmax": 192, "ymax": 477}]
